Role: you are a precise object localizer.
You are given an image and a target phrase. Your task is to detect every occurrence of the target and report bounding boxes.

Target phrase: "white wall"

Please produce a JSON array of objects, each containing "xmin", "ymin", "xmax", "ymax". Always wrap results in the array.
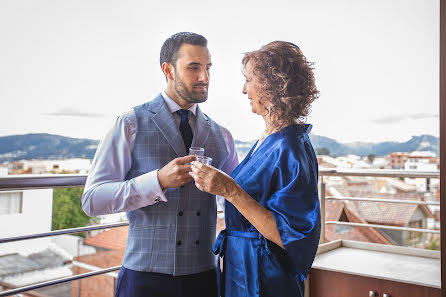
[
  {"xmin": 0, "ymin": 167, "xmax": 8, "ymax": 176},
  {"xmin": 50, "ymin": 234, "xmax": 96, "ymax": 258},
  {"xmin": 0, "ymin": 189, "xmax": 53, "ymax": 256},
  {"xmin": 404, "ymin": 160, "xmax": 438, "ymax": 192}
]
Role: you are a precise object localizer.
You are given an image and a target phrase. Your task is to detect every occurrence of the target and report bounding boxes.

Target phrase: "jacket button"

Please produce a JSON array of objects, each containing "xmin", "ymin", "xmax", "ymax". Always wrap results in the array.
[
  {"xmin": 178, "ymin": 211, "xmax": 183, "ymax": 216},
  {"xmin": 196, "ymin": 211, "xmax": 201, "ymax": 216},
  {"xmin": 177, "ymin": 240, "xmax": 182, "ymax": 246},
  {"xmin": 195, "ymin": 240, "xmax": 200, "ymax": 245}
]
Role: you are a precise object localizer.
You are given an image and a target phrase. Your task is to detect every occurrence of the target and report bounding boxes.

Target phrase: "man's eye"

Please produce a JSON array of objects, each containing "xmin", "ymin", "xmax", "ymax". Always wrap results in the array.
[{"xmin": 189, "ymin": 67, "xmax": 198, "ymax": 70}]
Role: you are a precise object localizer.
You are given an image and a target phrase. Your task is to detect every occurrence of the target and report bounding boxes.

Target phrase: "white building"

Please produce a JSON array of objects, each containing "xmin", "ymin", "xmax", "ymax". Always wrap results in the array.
[
  {"xmin": 0, "ymin": 188, "xmax": 53, "ymax": 256},
  {"xmin": 369, "ymin": 156, "xmax": 389, "ymax": 169},
  {"xmin": 0, "ymin": 171, "xmax": 95, "ymax": 294},
  {"xmin": 19, "ymin": 158, "xmax": 91, "ymax": 174},
  {"xmin": 404, "ymin": 151, "xmax": 439, "ymax": 192},
  {"xmin": 0, "ymin": 168, "xmax": 8, "ymax": 176}
]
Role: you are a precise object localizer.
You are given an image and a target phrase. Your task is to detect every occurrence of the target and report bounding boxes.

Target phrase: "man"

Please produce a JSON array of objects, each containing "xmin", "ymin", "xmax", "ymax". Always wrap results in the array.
[{"xmin": 81, "ymin": 32, "xmax": 238, "ymax": 297}]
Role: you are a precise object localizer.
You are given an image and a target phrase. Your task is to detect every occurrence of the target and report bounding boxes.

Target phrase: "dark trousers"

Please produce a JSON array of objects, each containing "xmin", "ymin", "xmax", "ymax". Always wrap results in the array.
[{"xmin": 115, "ymin": 266, "xmax": 218, "ymax": 297}]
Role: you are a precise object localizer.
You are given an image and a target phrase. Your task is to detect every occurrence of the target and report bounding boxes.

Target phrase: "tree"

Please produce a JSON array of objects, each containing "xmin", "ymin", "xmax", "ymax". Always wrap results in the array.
[
  {"xmin": 315, "ymin": 147, "xmax": 330, "ymax": 156},
  {"xmin": 52, "ymin": 187, "xmax": 95, "ymax": 237},
  {"xmin": 367, "ymin": 153, "xmax": 376, "ymax": 164}
]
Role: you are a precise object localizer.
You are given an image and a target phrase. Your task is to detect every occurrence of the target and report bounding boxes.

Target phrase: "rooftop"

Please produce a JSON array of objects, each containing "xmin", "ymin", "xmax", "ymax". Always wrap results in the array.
[
  {"xmin": 84, "ymin": 226, "xmax": 128, "ymax": 250},
  {"xmin": 0, "ymin": 249, "xmax": 66, "ymax": 279}
]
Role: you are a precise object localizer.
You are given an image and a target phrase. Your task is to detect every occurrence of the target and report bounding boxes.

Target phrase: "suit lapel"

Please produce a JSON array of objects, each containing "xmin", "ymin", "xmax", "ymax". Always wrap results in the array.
[
  {"xmin": 147, "ymin": 95, "xmax": 186, "ymax": 157},
  {"xmin": 191, "ymin": 105, "xmax": 211, "ymax": 150}
]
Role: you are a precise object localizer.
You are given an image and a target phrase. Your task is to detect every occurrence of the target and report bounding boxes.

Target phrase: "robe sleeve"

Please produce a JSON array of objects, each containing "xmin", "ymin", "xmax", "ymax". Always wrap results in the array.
[{"xmin": 265, "ymin": 150, "xmax": 321, "ymax": 280}]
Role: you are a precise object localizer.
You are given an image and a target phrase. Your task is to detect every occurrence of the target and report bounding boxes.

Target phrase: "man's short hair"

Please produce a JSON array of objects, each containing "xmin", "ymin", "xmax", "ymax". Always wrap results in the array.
[{"xmin": 160, "ymin": 32, "xmax": 208, "ymax": 69}]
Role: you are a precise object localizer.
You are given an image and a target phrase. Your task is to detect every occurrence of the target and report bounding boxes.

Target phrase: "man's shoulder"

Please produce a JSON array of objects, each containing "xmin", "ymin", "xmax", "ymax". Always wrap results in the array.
[
  {"xmin": 118, "ymin": 109, "xmax": 136, "ymax": 123},
  {"xmin": 217, "ymin": 123, "xmax": 232, "ymax": 138},
  {"xmin": 201, "ymin": 112, "xmax": 230, "ymax": 134},
  {"xmin": 133, "ymin": 94, "xmax": 164, "ymax": 113},
  {"xmin": 207, "ymin": 116, "xmax": 234, "ymax": 145}
]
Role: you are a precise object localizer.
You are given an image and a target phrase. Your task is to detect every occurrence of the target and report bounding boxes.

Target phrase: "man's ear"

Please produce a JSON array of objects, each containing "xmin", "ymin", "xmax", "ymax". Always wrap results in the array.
[{"xmin": 162, "ymin": 62, "xmax": 175, "ymax": 81}]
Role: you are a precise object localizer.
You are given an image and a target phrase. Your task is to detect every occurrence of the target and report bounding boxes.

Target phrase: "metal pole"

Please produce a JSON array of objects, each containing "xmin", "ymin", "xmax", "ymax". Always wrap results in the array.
[
  {"xmin": 0, "ymin": 266, "xmax": 121, "ymax": 297},
  {"xmin": 439, "ymin": 0, "xmax": 446, "ymax": 295},
  {"xmin": 0, "ymin": 222, "xmax": 129, "ymax": 244},
  {"xmin": 325, "ymin": 221, "xmax": 440, "ymax": 234},
  {"xmin": 319, "ymin": 176, "xmax": 326, "ymax": 244}
]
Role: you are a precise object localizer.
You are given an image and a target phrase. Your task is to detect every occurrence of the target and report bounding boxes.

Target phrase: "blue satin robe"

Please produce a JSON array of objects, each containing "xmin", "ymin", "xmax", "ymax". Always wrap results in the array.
[{"xmin": 213, "ymin": 124, "xmax": 321, "ymax": 297}]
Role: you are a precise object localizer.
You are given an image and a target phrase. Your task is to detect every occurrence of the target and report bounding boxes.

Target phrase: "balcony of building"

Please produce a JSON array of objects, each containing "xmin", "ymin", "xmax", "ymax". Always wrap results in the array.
[{"xmin": 0, "ymin": 167, "xmax": 441, "ymax": 297}]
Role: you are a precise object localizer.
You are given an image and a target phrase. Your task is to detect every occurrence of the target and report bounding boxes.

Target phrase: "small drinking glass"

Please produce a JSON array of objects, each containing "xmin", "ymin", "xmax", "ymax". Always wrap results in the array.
[
  {"xmin": 196, "ymin": 156, "xmax": 212, "ymax": 165},
  {"xmin": 189, "ymin": 147, "xmax": 205, "ymax": 156}
]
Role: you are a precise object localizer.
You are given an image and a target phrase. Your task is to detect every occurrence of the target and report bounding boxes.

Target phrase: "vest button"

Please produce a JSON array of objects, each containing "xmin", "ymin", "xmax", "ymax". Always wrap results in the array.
[
  {"xmin": 178, "ymin": 211, "xmax": 183, "ymax": 216},
  {"xmin": 177, "ymin": 240, "xmax": 182, "ymax": 246},
  {"xmin": 196, "ymin": 211, "xmax": 201, "ymax": 216},
  {"xmin": 195, "ymin": 240, "xmax": 200, "ymax": 245}
]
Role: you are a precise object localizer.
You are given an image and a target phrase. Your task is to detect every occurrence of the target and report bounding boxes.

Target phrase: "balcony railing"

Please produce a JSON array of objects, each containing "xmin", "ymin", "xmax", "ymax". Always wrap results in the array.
[
  {"xmin": 318, "ymin": 168, "xmax": 440, "ymax": 246},
  {"xmin": 0, "ymin": 169, "xmax": 441, "ymax": 296}
]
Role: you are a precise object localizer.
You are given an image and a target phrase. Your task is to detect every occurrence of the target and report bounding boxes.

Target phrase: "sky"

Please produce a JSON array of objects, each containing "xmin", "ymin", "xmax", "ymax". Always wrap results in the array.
[{"xmin": 0, "ymin": 0, "xmax": 440, "ymax": 143}]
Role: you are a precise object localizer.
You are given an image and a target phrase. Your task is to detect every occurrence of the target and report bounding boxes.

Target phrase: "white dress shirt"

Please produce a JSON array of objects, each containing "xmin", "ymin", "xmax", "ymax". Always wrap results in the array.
[{"xmin": 82, "ymin": 92, "xmax": 239, "ymax": 216}]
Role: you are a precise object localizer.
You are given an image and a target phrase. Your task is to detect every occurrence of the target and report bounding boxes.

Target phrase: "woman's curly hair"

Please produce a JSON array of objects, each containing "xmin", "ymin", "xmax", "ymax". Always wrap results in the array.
[{"xmin": 242, "ymin": 41, "xmax": 319, "ymax": 130}]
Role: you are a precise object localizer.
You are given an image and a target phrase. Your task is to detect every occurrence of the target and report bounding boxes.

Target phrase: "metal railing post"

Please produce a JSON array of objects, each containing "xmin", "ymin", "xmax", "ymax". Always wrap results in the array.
[{"xmin": 319, "ymin": 175, "xmax": 326, "ymax": 244}]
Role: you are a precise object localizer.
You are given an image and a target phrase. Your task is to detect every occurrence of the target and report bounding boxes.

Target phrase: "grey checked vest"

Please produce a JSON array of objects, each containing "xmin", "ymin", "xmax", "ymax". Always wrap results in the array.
[{"xmin": 123, "ymin": 94, "xmax": 228, "ymax": 275}]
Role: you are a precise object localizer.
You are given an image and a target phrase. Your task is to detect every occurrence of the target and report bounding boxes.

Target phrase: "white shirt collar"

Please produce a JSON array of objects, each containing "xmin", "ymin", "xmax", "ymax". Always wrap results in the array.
[{"xmin": 161, "ymin": 91, "xmax": 197, "ymax": 116}]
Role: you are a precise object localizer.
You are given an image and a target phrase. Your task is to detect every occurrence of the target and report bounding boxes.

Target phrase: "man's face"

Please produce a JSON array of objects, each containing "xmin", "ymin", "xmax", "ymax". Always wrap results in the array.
[{"xmin": 172, "ymin": 44, "xmax": 212, "ymax": 104}]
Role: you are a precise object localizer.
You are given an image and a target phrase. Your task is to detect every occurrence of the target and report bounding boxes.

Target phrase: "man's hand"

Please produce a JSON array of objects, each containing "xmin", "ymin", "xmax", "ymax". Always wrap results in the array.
[{"xmin": 158, "ymin": 155, "xmax": 196, "ymax": 190}]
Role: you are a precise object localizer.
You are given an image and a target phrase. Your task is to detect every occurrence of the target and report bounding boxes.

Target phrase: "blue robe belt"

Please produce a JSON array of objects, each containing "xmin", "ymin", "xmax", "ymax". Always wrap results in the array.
[
  {"xmin": 212, "ymin": 229, "xmax": 304, "ymax": 297},
  {"xmin": 212, "ymin": 229, "xmax": 268, "ymax": 297},
  {"xmin": 213, "ymin": 229, "xmax": 263, "ymax": 255}
]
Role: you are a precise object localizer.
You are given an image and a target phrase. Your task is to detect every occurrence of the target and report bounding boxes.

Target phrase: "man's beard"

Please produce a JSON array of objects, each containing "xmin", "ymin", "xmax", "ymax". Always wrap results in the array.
[{"xmin": 174, "ymin": 73, "xmax": 208, "ymax": 104}]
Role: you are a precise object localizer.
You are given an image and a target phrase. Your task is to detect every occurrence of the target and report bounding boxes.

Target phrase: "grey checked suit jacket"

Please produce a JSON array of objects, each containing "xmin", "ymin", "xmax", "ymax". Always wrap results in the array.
[{"xmin": 123, "ymin": 94, "xmax": 229, "ymax": 275}]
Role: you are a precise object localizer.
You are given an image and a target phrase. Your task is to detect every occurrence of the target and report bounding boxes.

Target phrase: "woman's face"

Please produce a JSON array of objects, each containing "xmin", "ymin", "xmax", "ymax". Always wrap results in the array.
[{"xmin": 242, "ymin": 61, "xmax": 269, "ymax": 116}]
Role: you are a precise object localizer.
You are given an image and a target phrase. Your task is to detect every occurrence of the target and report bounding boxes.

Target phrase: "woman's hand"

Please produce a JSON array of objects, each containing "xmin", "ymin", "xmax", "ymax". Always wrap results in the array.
[
  {"xmin": 191, "ymin": 161, "xmax": 284, "ymax": 248},
  {"xmin": 190, "ymin": 161, "xmax": 240, "ymax": 200}
]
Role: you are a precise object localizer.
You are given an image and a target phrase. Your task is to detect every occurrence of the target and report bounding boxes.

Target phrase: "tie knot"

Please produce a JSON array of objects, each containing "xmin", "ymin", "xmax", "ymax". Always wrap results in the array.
[{"xmin": 176, "ymin": 109, "xmax": 190, "ymax": 120}]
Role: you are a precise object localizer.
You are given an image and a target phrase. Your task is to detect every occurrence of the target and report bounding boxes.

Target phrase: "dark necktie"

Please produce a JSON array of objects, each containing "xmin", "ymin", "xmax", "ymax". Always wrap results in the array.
[{"xmin": 176, "ymin": 109, "xmax": 193, "ymax": 152}]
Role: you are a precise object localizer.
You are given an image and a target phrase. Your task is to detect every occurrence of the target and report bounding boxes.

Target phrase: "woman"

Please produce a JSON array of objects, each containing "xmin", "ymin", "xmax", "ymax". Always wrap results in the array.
[{"xmin": 190, "ymin": 41, "xmax": 321, "ymax": 297}]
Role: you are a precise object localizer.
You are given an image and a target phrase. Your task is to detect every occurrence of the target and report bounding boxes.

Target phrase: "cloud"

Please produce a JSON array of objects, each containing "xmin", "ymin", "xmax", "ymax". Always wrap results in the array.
[
  {"xmin": 43, "ymin": 108, "xmax": 107, "ymax": 118},
  {"xmin": 371, "ymin": 113, "xmax": 439, "ymax": 124}
]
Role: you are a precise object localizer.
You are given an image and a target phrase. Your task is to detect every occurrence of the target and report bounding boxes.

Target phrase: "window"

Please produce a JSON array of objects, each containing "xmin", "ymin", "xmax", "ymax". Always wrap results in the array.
[{"xmin": 0, "ymin": 192, "xmax": 23, "ymax": 215}]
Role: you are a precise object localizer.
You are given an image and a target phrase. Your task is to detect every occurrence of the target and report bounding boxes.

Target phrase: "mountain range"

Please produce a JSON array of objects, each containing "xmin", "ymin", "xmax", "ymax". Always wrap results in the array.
[
  {"xmin": 308, "ymin": 134, "xmax": 439, "ymax": 157},
  {"xmin": 0, "ymin": 133, "xmax": 439, "ymax": 163}
]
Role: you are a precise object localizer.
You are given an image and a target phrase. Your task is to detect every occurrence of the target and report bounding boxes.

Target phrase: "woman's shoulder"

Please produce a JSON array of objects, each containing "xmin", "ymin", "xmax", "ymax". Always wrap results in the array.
[
  {"xmin": 282, "ymin": 123, "xmax": 312, "ymax": 138},
  {"xmin": 273, "ymin": 124, "xmax": 313, "ymax": 150}
]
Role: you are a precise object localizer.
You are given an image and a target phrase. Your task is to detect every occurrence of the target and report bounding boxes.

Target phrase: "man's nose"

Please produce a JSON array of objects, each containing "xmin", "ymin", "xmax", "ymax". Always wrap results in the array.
[{"xmin": 198, "ymin": 69, "xmax": 209, "ymax": 83}]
